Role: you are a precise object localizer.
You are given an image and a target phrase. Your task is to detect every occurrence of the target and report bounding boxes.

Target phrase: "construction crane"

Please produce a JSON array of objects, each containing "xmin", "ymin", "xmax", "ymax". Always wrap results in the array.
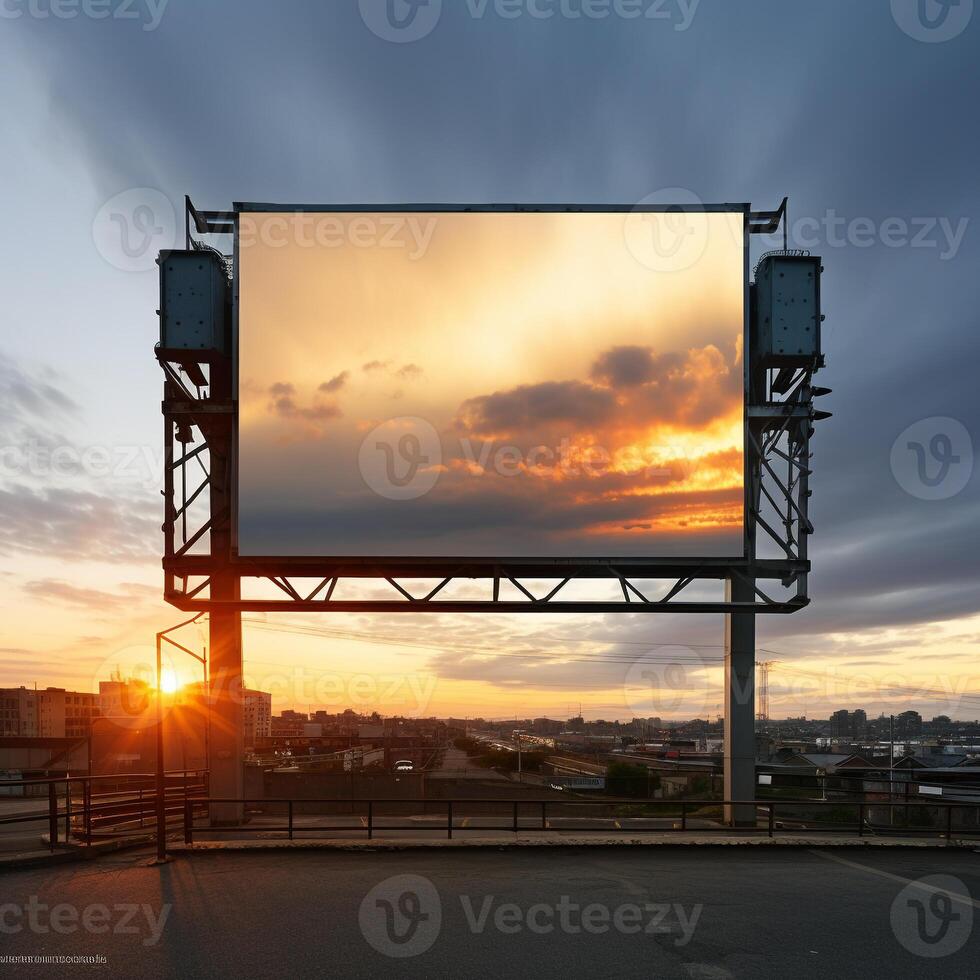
[{"xmin": 756, "ymin": 660, "xmax": 777, "ymax": 722}]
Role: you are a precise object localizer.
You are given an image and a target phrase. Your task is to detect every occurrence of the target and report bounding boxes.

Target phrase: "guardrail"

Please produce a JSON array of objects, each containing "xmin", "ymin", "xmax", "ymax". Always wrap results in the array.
[
  {"xmin": 181, "ymin": 797, "xmax": 980, "ymax": 846},
  {"xmin": 0, "ymin": 771, "xmax": 208, "ymax": 852}
]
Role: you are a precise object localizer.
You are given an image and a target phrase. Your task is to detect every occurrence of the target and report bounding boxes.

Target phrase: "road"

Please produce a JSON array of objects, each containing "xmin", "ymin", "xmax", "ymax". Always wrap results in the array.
[
  {"xmin": 0, "ymin": 798, "xmax": 50, "ymax": 853},
  {"xmin": 0, "ymin": 846, "xmax": 977, "ymax": 977},
  {"xmin": 425, "ymin": 746, "xmax": 509, "ymax": 780}
]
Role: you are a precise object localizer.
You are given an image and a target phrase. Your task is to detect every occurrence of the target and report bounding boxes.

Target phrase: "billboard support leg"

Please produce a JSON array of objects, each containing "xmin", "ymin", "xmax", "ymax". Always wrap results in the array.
[
  {"xmin": 207, "ymin": 355, "xmax": 244, "ymax": 826},
  {"xmin": 724, "ymin": 576, "xmax": 756, "ymax": 828},
  {"xmin": 208, "ymin": 599, "xmax": 244, "ymax": 825}
]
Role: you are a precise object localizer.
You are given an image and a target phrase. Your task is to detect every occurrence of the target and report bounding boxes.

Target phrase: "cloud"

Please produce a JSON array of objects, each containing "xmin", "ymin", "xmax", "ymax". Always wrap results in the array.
[
  {"xmin": 268, "ymin": 383, "xmax": 342, "ymax": 424},
  {"xmin": 320, "ymin": 371, "xmax": 350, "ymax": 393},
  {"xmin": 591, "ymin": 346, "xmax": 675, "ymax": 388},
  {"xmin": 457, "ymin": 380, "xmax": 619, "ymax": 436},
  {"xmin": 0, "ymin": 350, "xmax": 86, "ymax": 471},
  {"xmin": 0, "ymin": 350, "xmax": 79, "ymax": 421},
  {"xmin": 362, "ymin": 360, "xmax": 390, "ymax": 373},
  {"xmin": 22, "ymin": 579, "xmax": 156, "ymax": 611},
  {"xmin": 396, "ymin": 364, "xmax": 424, "ymax": 381},
  {"xmin": 0, "ymin": 484, "xmax": 157, "ymax": 563}
]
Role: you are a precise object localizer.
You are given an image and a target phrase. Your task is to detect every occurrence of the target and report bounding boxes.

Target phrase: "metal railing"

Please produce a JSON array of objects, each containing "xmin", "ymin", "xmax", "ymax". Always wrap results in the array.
[
  {"xmin": 181, "ymin": 796, "xmax": 980, "ymax": 846},
  {"xmin": 0, "ymin": 771, "xmax": 208, "ymax": 852}
]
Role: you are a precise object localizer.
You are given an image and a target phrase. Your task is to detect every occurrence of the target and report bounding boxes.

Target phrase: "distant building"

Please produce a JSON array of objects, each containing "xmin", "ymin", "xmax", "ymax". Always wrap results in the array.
[
  {"xmin": 271, "ymin": 711, "xmax": 308, "ymax": 737},
  {"xmin": 243, "ymin": 690, "xmax": 272, "ymax": 747},
  {"xmin": 531, "ymin": 717, "xmax": 562, "ymax": 736},
  {"xmin": 99, "ymin": 679, "xmax": 154, "ymax": 726},
  {"xmin": 0, "ymin": 687, "xmax": 99, "ymax": 738},
  {"xmin": 0, "ymin": 688, "xmax": 37, "ymax": 736},
  {"xmin": 895, "ymin": 710, "xmax": 923, "ymax": 737},
  {"xmin": 830, "ymin": 709, "xmax": 868, "ymax": 740}
]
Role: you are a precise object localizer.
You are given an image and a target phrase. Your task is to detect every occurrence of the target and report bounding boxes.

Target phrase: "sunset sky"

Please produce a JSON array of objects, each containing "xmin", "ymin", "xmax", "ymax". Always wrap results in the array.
[
  {"xmin": 0, "ymin": 4, "xmax": 978, "ymax": 722},
  {"xmin": 238, "ymin": 210, "xmax": 744, "ymax": 557}
]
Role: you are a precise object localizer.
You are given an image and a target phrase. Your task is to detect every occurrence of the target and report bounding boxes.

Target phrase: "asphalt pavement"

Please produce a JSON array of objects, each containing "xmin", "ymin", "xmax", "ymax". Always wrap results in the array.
[{"xmin": 1, "ymin": 845, "xmax": 977, "ymax": 978}]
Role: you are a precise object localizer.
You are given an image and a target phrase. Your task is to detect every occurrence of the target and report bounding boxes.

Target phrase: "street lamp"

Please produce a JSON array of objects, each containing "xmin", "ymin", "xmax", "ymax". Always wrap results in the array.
[
  {"xmin": 154, "ymin": 613, "xmax": 206, "ymax": 864},
  {"xmin": 513, "ymin": 729, "xmax": 525, "ymax": 782}
]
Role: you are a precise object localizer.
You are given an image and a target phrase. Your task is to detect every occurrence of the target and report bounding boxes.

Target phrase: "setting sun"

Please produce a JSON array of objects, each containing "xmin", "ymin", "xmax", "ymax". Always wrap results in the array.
[{"xmin": 158, "ymin": 670, "xmax": 179, "ymax": 694}]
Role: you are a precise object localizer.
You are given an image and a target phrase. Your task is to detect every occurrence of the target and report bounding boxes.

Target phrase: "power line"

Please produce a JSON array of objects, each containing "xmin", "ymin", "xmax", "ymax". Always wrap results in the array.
[{"xmin": 242, "ymin": 619, "xmax": 725, "ymax": 665}]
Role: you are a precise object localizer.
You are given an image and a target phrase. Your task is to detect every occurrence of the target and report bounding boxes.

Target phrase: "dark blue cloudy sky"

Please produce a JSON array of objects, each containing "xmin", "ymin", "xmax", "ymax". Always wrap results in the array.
[{"xmin": 0, "ymin": 0, "xmax": 977, "ymax": 718}]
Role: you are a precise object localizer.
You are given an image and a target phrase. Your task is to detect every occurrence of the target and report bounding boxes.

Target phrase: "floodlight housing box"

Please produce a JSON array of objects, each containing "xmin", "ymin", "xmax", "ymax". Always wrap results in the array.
[
  {"xmin": 158, "ymin": 249, "xmax": 228, "ymax": 353},
  {"xmin": 753, "ymin": 253, "xmax": 821, "ymax": 367}
]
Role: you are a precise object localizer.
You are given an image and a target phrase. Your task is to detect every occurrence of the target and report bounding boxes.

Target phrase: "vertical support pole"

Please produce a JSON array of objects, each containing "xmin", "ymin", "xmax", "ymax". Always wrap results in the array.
[
  {"xmin": 447, "ymin": 801, "xmax": 453, "ymax": 840},
  {"xmin": 48, "ymin": 782, "xmax": 57, "ymax": 850},
  {"xmin": 367, "ymin": 800, "xmax": 373, "ymax": 840},
  {"xmin": 724, "ymin": 577, "xmax": 756, "ymax": 827},
  {"xmin": 64, "ymin": 782, "xmax": 71, "ymax": 843},
  {"xmin": 208, "ymin": 354, "xmax": 244, "ymax": 827},
  {"xmin": 155, "ymin": 634, "xmax": 167, "ymax": 862}
]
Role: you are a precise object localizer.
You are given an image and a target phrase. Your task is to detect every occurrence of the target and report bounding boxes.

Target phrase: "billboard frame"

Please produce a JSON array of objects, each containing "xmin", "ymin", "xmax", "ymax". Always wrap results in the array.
[{"xmin": 158, "ymin": 196, "xmax": 822, "ymax": 614}]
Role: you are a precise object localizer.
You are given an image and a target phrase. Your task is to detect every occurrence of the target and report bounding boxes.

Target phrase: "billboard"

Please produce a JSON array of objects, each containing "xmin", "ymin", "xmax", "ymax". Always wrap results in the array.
[{"xmin": 236, "ymin": 207, "xmax": 746, "ymax": 559}]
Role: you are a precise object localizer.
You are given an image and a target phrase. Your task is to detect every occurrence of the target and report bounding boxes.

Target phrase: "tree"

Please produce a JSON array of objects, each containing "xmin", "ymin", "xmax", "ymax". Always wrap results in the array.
[{"xmin": 606, "ymin": 761, "xmax": 656, "ymax": 798}]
